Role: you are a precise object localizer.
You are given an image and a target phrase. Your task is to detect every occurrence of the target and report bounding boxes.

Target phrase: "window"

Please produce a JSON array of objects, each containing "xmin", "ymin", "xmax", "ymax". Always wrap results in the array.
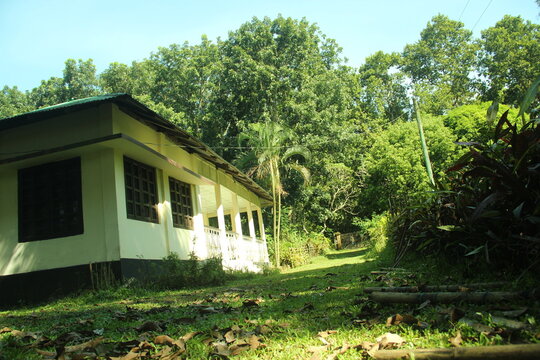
[
  {"xmin": 169, "ymin": 177, "xmax": 193, "ymax": 229},
  {"xmin": 124, "ymin": 157, "xmax": 158, "ymax": 223},
  {"xmin": 18, "ymin": 157, "xmax": 83, "ymax": 242}
]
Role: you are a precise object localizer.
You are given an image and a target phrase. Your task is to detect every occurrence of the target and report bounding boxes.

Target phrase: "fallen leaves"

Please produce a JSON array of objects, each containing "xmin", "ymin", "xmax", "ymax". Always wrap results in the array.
[
  {"xmin": 205, "ymin": 324, "xmax": 267, "ymax": 358},
  {"xmin": 361, "ymin": 332, "xmax": 406, "ymax": 357},
  {"xmin": 449, "ymin": 330, "xmax": 462, "ymax": 347}
]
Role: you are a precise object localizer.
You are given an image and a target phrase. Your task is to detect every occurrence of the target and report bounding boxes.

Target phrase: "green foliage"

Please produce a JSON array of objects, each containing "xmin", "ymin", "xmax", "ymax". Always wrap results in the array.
[
  {"xmin": 30, "ymin": 59, "xmax": 99, "ymax": 108},
  {"xmin": 236, "ymin": 121, "xmax": 310, "ymax": 267},
  {"xmin": 354, "ymin": 212, "xmax": 394, "ymax": 262},
  {"xmin": 443, "ymin": 102, "xmax": 521, "ymax": 143},
  {"xmin": 358, "ymin": 51, "xmax": 409, "ymax": 123},
  {"xmin": 360, "ymin": 115, "xmax": 460, "ymax": 216},
  {"xmin": 153, "ymin": 252, "xmax": 226, "ymax": 289},
  {"xmin": 393, "ymin": 97, "xmax": 540, "ymax": 271},
  {"xmin": 401, "ymin": 15, "xmax": 479, "ymax": 113},
  {"xmin": 478, "ymin": 16, "xmax": 540, "ymax": 106},
  {"xmin": 274, "ymin": 226, "xmax": 332, "ymax": 268},
  {"xmin": 0, "ymin": 86, "xmax": 32, "ymax": 118}
]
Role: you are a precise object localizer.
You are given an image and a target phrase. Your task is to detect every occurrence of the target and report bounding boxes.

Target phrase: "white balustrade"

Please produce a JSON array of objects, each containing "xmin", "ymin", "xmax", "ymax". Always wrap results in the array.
[{"xmin": 203, "ymin": 226, "xmax": 268, "ymax": 269}]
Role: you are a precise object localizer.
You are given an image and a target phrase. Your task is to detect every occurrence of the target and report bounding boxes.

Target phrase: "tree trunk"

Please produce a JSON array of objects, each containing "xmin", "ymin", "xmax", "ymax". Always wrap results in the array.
[
  {"xmin": 372, "ymin": 343, "xmax": 540, "ymax": 360},
  {"xmin": 270, "ymin": 161, "xmax": 279, "ymax": 267},
  {"xmin": 276, "ymin": 162, "xmax": 282, "ymax": 268}
]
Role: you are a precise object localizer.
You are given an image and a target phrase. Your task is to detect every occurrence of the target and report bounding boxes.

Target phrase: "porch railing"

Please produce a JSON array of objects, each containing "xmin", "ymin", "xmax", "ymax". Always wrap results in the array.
[
  {"xmin": 204, "ymin": 226, "xmax": 221, "ymax": 258},
  {"xmin": 202, "ymin": 226, "xmax": 267, "ymax": 264}
]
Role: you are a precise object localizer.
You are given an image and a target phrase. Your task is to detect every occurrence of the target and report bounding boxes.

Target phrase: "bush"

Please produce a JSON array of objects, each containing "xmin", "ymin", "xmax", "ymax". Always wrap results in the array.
[
  {"xmin": 391, "ymin": 105, "xmax": 540, "ymax": 272},
  {"xmin": 355, "ymin": 212, "xmax": 394, "ymax": 262},
  {"xmin": 153, "ymin": 252, "xmax": 226, "ymax": 289},
  {"xmin": 275, "ymin": 228, "xmax": 332, "ymax": 268}
]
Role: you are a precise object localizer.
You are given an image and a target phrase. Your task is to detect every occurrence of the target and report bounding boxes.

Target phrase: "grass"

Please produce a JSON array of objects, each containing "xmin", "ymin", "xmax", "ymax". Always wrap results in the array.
[{"xmin": 1, "ymin": 248, "xmax": 539, "ymax": 359}]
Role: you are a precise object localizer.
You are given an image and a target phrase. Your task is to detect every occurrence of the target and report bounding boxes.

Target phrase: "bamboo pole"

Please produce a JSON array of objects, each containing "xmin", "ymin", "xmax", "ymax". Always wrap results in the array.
[
  {"xmin": 369, "ymin": 291, "xmax": 523, "ymax": 304},
  {"xmin": 363, "ymin": 282, "xmax": 509, "ymax": 294},
  {"xmin": 370, "ymin": 271, "xmax": 412, "ymax": 275},
  {"xmin": 372, "ymin": 343, "xmax": 540, "ymax": 360},
  {"xmin": 413, "ymin": 97, "xmax": 435, "ymax": 187}
]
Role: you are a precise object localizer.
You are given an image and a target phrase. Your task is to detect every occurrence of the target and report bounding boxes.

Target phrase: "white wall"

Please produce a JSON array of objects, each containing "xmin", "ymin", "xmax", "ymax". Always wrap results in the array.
[{"xmin": 0, "ymin": 149, "xmax": 120, "ymax": 275}]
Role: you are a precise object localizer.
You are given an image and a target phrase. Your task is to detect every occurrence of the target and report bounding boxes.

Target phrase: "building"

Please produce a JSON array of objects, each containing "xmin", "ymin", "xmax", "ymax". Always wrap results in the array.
[{"xmin": 0, "ymin": 94, "xmax": 271, "ymax": 305}]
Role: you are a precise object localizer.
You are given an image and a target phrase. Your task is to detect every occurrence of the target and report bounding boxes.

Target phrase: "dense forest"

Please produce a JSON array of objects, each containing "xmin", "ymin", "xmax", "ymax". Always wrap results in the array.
[{"xmin": 1, "ymin": 14, "xmax": 539, "ymax": 270}]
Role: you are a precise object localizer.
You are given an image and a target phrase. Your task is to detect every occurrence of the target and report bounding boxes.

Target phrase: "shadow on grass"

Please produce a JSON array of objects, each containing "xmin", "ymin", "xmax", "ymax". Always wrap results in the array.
[
  {"xmin": 0, "ymin": 249, "xmax": 388, "ymax": 358},
  {"xmin": 324, "ymin": 248, "xmax": 367, "ymax": 260}
]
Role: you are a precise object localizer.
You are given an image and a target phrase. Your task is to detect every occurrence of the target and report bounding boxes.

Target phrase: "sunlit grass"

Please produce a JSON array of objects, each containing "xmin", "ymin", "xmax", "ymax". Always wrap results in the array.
[{"xmin": 1, "ymin": 248, "xmax": 538, "ymax": 360}]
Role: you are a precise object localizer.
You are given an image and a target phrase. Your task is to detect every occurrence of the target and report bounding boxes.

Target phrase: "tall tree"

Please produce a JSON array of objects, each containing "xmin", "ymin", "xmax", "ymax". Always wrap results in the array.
[
  {"xmin": 236, "ymin": 122, "xmax": 309, "ymax": 266},
  {"xmin": 401, "ymin": 15, "xmax": 478, "ymax": 114},
  {"xmin": 30, "ymin": 59, "xmax": 99, "ymax": 108},
  {"xmin": 100, "ymin": 60, "xmax": 155, "ymax": 96},
  {"xmin": 358, "ymin": 51, "xmax": 410, "ymax": 125},
  {"xmin": 478, "ymin": 15, "xmax": 540, "ymax": 106},
  {"xmin": 148, "ymin": 36, "xmax": 221, "ymax": 137},
  {"xmin": 0, "ymin": 86, "xmax": 32, "ymax": 118},
  {"xmin": 215, "ymin": 16, "xmax": 345, "ymax": 159}
]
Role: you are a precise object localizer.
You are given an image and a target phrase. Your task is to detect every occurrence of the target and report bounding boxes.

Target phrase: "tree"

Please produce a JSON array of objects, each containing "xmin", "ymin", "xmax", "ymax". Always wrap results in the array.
[
  {"xmin": 401, "ymin": 15, "xmax": 478, "ymax": 114},
  {"xmin": 0, "ymin": 86, "xmax": 32, "ymax": 118},
  {"xmin": 148, "ymin": 36, "xmax": 221, "ymax": 138},
  {"xmin": 360, "ymin": 115, "xmax": 459, "ymax": 216},
  {"xmin": 478, "ymin": 15, "xmax": 540, "ymax": 106},
  {"xmin": 214, "ymin": 16, "xmax": 345, "ymax": 159},
  {"xmin": 358, "ymin": 51, "xmax": 409, "ymax": 124},
  {"xmin": 236, "ymin": 122, "xmax": 309, "ymax": 266},
  {"xmin": 30, "ymin": 59, "xmax": 99, "ymax": 108},
  {"xmin": 100, "ymin": 60, "xmax": 155, "ymax": 96},
  {"xmin": 443, "ymin": 102, "xmax": 520, "ymax": 143},
  {"xmin": 62, "ymin": 59, "xmax": 99, "ymax": 100},
  {"xmin": 298, "ymin": 162, "xmax": 361, "ymax": 234}
]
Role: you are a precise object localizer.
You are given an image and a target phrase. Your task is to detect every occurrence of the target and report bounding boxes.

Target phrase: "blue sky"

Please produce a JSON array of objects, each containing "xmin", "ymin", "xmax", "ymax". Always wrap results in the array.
[{"xmin": 1, "ymin": 0, "xmax": 538, "ymax": 91}]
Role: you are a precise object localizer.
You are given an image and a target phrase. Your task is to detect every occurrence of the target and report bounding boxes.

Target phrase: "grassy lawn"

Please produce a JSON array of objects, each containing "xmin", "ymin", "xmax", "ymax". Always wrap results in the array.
[{"xmin": 1, "ymin": 248, "xmax": 538, "ymax": 359}]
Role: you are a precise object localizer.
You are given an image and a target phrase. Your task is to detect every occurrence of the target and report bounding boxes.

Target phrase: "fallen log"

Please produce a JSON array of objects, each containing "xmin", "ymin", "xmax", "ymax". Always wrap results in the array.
[
  {"xmin": 363, "ymin": 282, "xmax": 508, "ymax": 294},
  {"xmin": 372, "ymin": 343, "xmax": 540, "ymax": 360},
  {"xmin": 369, "ymin": 290, "xmax": 526, "ymax": 304}
]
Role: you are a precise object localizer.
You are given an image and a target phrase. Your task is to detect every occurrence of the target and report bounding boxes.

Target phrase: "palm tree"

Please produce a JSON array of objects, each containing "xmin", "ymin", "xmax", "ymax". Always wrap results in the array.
[{"xmin": 236, "ymin": 122, "xmax": 310, "ymax": 266}]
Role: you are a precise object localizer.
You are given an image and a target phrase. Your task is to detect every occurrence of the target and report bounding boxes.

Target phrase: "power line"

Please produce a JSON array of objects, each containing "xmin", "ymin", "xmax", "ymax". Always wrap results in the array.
[
  {"xmin": 458, "ymin": 0, "xmax": 471, "ymax": 21},
  {"xmin": 472, "ymin": 0, "xmax": 493, "ymax": 32}
]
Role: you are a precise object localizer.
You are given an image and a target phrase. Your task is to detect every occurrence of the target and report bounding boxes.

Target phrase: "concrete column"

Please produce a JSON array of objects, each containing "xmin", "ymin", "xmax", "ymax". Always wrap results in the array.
[
  {"xmin": 246, "ymin": 202, "xmax": 256, "ymax": 240},
  {"xmin": 214, "ymin": 184, "xmax": 229, "ymax": 263},
  {"xmin": 246, "ymin": 202, "xmax": 257, "ymax": 263},
  {"xmin": 230, "ymin": 193, "xmax": 243, "ymax": 268},
  {"xmin": 192, "ymin": 185, "xmax": 207, "ymax": 259},
  {"xmin": 157, "ymin": 169, "xmax": 171, "ymax": 256},
  {"xmin": 256, "ymin": 206, "xmax": 266, "ymax": 242},
  {"xmin": 231, "ymin": 193, "xmax": 242, "ymax": 237},
  {"xmin": 255, "ymin": 206, "xmax": 269, "ymax": 263}
]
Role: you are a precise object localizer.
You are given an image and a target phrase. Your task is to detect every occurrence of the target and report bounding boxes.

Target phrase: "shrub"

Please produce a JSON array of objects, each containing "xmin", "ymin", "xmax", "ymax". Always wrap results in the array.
[
  {"xmin": 355, "ymin": 212, "xmax": 394, "ymax": 262},
  {"xmin": 391, "ymin": 100, "xmax": 540, "ymax": 272},
  {"xmin": 276, "ymin": 227, "xmax": 332, "ymax": 268},
  {"xmin": 153, "ymin": 252, "xmax": 226, "ymax": 289}
]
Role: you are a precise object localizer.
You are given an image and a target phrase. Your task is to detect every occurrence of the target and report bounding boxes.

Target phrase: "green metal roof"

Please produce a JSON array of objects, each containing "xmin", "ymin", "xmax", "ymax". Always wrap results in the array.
[
  {"xmin": 0, "ymin": 93, "xmax": 126, "ymax": 131},
  {"xmin": 0, "ymin": 93, "xmax": 272, "ymax": 204}
]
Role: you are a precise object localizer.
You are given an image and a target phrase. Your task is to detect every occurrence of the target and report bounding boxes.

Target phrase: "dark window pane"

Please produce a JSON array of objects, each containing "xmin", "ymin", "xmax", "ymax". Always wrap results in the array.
[
  {"xmin": 168, "ymin": 177, "xmax": 193, "ymax": 229},
  {"xmin": 18, "ymin": 157, "xmax": 84, "ymax": 242},
  {"xmin": 124, "ymin": 157, "xmax": 159, "ymax": 223}
]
